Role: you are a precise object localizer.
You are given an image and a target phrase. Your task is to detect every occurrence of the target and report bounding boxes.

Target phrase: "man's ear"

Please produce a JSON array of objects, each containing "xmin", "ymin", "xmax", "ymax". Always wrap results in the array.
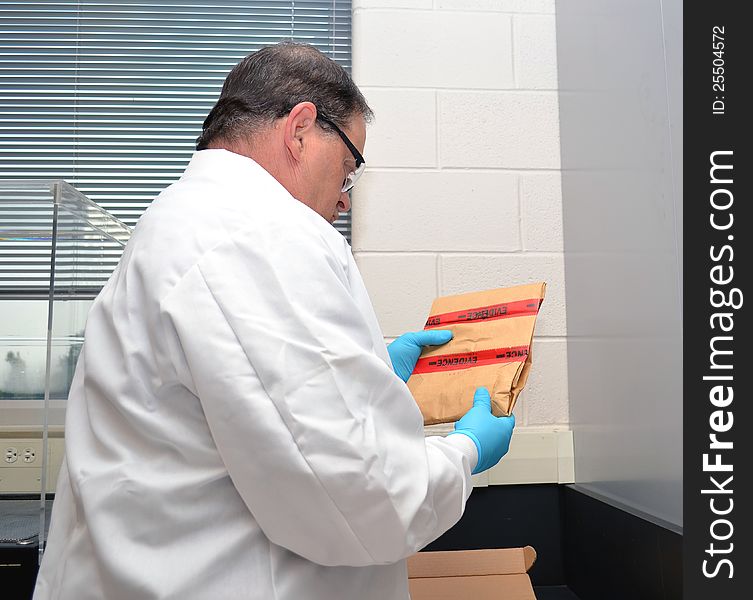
[{"xmin": 283, "ymin": 102, "xmax": 318, "ymax": 162}]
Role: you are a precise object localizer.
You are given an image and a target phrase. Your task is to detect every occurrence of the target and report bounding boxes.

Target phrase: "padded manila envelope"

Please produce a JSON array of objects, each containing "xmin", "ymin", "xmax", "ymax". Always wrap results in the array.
[{"xmin": 407, "ymin": 282, "xmax": 546, "ymax": 425}]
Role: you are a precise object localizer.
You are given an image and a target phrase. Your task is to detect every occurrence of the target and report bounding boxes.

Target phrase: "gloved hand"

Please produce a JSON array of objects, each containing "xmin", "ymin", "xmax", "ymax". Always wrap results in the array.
[
  {"xmin": 448, "ymin": 387, "xmax": 515, "ymax": 474},
  {"xmin": 387, "ymin": 330, "xmax": 453, "ymax": 382}
]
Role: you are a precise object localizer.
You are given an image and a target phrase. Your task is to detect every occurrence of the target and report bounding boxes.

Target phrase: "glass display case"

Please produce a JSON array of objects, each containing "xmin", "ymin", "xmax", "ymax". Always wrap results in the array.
[{"xmin": 0, "ymin": 180, "xmax": 131, "ymax": 566}]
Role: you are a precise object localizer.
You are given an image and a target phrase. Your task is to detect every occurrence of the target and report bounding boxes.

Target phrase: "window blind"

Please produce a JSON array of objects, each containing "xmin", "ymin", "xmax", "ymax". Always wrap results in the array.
[{"xmin": 0, "ymin": 0, "xmax": 353, "ymax": 239}]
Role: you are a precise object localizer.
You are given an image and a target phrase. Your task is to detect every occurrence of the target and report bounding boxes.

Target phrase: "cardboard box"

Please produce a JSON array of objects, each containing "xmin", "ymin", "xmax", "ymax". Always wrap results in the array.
[{"xmin": 407, "ymin": 547, "xmax": 537, "ymax": 600}]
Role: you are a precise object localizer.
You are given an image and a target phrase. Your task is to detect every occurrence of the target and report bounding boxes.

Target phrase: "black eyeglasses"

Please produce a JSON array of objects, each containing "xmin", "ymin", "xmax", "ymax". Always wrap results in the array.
[{"xmin": 317, "ymin": 115, "xmax": 365, "ymax": 192}]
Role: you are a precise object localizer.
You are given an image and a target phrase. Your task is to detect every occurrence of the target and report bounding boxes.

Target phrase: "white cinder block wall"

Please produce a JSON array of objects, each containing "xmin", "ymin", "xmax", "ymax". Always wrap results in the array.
[{"xmin": 351, "ymin": 0, "xmax": 569, "ymax": 431}]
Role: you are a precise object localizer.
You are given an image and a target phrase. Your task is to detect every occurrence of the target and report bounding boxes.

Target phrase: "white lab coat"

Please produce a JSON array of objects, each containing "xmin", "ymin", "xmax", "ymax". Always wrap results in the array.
[{"xmin": 34, "ymin": 149, "xmax": 475, "ymax": 600}]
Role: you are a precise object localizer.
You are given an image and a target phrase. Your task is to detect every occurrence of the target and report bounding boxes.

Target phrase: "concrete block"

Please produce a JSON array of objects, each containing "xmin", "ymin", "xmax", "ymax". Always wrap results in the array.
[
  {"xmin": 436, "ymin": 0, "xmax": 555, "ymax": 13},
  {"xmin": 439, "ymin": 92, "xmax": 560, "ymax": 168},
  {"xmin": 352, "ymin": 171, "xmax": 519, "ymax": 251},
  {"xmin": 514, "ymin": 14, "xmax": 559, "ymax": 89},
  {"xmin": 354, "ymin": 253, "xmax": 438, "ymax": 337},
  {"xmin": 521, "ymin": 338, "xmax": 569, "ymax": 425},
  {"xmin": 354, "ymin": 0, "xmax": 432, "ymax": 8},
  {"xmin": 359, "ymin": 89, "xmax": 436, "ymax": 168},
  {"xmin": 520, "ymin": 172, "xmax": 564, "ymax": 251},
  {"xmin": 440, "ymin": 253, "xmax": 566, "ymax": 336},
  {"xmin": 353, "ymin": 11, "xmax": 513, "ymax": 89}
]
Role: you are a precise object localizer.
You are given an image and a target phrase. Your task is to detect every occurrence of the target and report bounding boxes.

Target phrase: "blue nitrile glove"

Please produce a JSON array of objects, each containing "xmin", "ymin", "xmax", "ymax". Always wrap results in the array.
[
  {"xmin": 387, "ymin": 330, "xmax": 453, "ymax": 382},
  {"xmin": 448, "ymin": 387, "xmax": 516, "ymax": 475}
]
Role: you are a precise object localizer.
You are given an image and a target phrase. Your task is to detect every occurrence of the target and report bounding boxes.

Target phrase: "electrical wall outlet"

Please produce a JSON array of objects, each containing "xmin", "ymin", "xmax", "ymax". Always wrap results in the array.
[
  {"xmin": 4, "ymin": 446, "xmax": 18, "ymax": 464},
  {"xmin": 23, "ymin": 447, "xmax": 37, "ymax": 463},
  {"xmin": 0, "ymin": 436, "xmax": 65, "ymax": 493},
  {"xmin": 2, "ymin": 441, "xmax": 41, "ymax": 468}
]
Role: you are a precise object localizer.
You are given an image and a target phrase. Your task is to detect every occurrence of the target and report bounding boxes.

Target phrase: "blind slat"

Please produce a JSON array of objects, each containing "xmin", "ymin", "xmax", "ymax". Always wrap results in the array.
[{"xmin": 1, "ymin": 0, "xmax": 352, "ymax": 300}]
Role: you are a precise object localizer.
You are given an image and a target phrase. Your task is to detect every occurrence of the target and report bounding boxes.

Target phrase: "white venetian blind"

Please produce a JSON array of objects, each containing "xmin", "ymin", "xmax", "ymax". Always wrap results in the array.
[{"xmin": 0, "ymin": 0, "xmax": 353, "ymax": 238}]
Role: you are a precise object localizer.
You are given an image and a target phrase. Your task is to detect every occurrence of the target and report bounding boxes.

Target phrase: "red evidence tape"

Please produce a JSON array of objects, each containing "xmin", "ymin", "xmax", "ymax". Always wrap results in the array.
[
  {"xmin": 424, "ymin": 298, "xmax": 542, "ymax": 329},
  {"xmin": 412, "ymin": 345, "xmax": 530, "ymax": 374}
]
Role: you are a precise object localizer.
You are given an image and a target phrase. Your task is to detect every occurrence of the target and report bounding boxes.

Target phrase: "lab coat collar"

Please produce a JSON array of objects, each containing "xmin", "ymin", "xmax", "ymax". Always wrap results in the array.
[
  {"xmin": 180, "ymin": 149, "xmax": 342, "ymax": 235},
  {"xmin": 182, "ymin": 149, "xmax": 293, "ymax": 199}
]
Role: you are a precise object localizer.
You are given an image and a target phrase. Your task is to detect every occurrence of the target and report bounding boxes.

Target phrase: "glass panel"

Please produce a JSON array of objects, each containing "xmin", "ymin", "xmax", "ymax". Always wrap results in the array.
[{"xmin": 0, "ymin": 179, "xmax": 131, "ymax": 561}]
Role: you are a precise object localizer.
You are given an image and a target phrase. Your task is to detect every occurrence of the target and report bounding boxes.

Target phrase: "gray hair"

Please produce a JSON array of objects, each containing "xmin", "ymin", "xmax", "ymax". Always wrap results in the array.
[{"xmin": 196, "ymin": 42, "xmax": 373, "ymax": 150}]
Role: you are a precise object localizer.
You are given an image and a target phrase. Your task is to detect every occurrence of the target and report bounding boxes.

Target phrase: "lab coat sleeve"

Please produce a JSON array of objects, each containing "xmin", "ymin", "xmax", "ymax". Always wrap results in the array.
[{"xmin": 160, "ymin": 221, "xmax": 473, "ymax": 567}]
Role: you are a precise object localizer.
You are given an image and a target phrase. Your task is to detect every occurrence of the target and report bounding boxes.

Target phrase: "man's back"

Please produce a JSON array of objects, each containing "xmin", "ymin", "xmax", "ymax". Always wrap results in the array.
[{"xmin": 34, "ymin": 150, "xmax": 474, "ymax": 600}]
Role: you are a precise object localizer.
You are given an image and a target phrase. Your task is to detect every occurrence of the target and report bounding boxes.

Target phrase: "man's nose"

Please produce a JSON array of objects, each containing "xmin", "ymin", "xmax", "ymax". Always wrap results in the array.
[{"xmin": 338, "ymin": 190, "xmax": 351, "ymax": 213}]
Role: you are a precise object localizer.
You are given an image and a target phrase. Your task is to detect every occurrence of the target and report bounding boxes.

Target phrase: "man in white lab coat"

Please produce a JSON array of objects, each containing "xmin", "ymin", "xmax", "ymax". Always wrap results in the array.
[{"xmin": 34, "ymin": 43, "xmax": 515, "ymax": 600}]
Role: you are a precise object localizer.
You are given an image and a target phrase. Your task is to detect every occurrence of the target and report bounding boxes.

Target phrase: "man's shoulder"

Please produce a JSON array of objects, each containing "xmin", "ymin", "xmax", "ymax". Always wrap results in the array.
[{"xmin": 130, "ymin": 175, "xmax": 350, "ymax": 297}]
